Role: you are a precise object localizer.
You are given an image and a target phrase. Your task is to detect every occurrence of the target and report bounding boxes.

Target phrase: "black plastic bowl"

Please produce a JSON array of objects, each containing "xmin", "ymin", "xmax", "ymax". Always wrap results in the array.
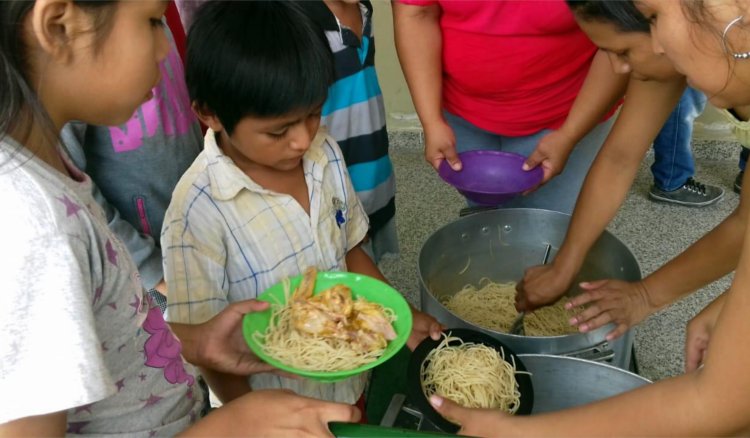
[{"xmin": 406, "ymin": 328, "xmax": 534, "ymax": 433}]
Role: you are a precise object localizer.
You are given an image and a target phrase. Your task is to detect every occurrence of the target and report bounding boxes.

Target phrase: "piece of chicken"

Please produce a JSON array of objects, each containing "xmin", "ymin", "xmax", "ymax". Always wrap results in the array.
[
  {"xmin": 351, "ymin": 299, "xmax": 397, "ymax": 341},
  {"xmin": 348, "ymin": 329, "xmax": 387, "ymax": 353},
  {"xmin": 309, "ymin": 285, "xmax": 354, "ymax": 320}
]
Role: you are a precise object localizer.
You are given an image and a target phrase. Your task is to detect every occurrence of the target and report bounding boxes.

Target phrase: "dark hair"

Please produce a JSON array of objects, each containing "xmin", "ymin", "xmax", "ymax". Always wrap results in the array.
[
  {"xmin": 567, "ymin": 0, "xmax": 650, "ymax": 33},
  {"xmin": 0, "ymin": 1, "xmax": 117, "ymax": 147},
  {"xmin": 185, "ymin": 1, "xmax": 334, "ymax": 134}
]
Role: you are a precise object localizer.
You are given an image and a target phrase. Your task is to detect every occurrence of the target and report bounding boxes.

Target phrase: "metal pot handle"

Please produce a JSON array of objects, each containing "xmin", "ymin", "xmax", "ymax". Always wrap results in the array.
[
  {"xmin": 561, "ymin": 341, "xmax": 616, "ymax": 363},
  {"xmin": 458, "ymin": 205, "xmax": 501, "ymax": 217}
]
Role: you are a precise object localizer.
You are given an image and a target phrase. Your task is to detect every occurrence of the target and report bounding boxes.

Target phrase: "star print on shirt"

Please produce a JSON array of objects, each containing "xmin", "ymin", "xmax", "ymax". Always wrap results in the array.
[
  {"xmin": 57, "ymin": 194, "xmax": 82, "ymax": 217},
  {"xmin": 105, "ymin": 239, "xmax": 118, "ymax": 266},
  {"xmin": 93, "ymin": 286, "xmax": 103, "ymax": 305},
  {"xmin": 142, "ymin": 394, "xmax": 164, "ymax": 407},
  {"xmin": 116, "ymin": 378, "xmax": 126, "ymax": 392},
  {"xmin": 130, "ymin": 294, "xmax": 142, "ymax": 317}
]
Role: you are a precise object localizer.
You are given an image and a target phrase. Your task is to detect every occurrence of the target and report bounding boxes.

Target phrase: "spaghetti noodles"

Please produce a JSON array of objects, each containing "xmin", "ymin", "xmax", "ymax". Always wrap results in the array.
[
  {"xmin": 254, "ymin": 272, "xmax": 397, "ymax": 372},
  {"xmin": 442, "ymin": 279, "xmax": 577, "ymax": 336},
  {"xmin": 420, "ymin": 334, "xmax": 522, "ymax": 413}
]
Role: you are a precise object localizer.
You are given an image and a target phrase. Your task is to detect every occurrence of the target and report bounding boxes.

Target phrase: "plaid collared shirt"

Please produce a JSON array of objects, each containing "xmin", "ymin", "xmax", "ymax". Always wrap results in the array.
[{"xmin": 162, "ymin": 128, "xmax": 369, "ymax": 403}]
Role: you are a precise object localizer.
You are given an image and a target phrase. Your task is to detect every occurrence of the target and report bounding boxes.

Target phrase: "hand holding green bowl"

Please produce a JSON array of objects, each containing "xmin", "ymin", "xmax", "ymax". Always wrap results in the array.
[{"xmin": 242, "ymin": 271, "xmax": 413, "ymax": 382}]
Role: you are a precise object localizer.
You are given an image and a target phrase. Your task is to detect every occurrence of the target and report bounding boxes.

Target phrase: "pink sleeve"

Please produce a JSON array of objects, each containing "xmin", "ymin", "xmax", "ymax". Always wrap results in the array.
[{"xmin": 396, "ymin": 0, "xmax": 437, "ymax": 6}]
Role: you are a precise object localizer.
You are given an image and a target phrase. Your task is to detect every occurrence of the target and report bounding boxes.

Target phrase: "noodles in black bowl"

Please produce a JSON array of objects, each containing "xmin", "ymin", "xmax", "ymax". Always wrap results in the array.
[{"xmin": 406, "ymin": 328, "xmax": 534, "ymax": 433}]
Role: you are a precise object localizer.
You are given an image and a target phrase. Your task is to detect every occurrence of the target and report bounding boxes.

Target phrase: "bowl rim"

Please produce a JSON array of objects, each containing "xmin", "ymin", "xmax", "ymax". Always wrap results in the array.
[
  {"xmin": 437, "ymin": 150, "xmax": 543, "ymax": 196},
  {"xmin": 406, "ymin": 328, "xmax": 534, "ymax": 432},
  {"xmin": 242, "ymin": 271, "xmax": 413, "ymax": 382}
]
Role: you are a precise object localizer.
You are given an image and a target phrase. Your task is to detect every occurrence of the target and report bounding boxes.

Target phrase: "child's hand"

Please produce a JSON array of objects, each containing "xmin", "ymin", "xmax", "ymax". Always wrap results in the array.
[
  {"xmin": 175, "ymin": 300, "xmax": 288, "ymax": 377},
  {"xmin": 407, "ymin": 307, "xmax": 444, "ymax": 350}
]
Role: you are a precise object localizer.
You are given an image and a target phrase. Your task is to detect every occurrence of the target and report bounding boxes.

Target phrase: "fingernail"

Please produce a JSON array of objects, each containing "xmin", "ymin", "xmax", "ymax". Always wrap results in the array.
[
  {"xmin": 580, "ymin": 324, "xmax": 588, "ymax": 332},
  {"xmin": 429, "ymin": 395, "xmax": 443, "ymax": 408},
  {"xmin": 569, "ymin": 317, "xmax": 577, "ymax": 325},
  {"xmin": 522, "ymin": 163, "xmax": 530, "ymax": 171}
]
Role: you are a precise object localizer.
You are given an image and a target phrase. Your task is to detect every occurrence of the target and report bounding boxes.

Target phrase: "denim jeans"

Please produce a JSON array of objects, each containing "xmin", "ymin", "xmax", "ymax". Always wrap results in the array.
[
  {"xmin": 651, "ymin": 87, "xmax": 707, "ymax": 191},
  {"xmin": 444, "ymin": 110, "xmax": 615, "ymax": 215},
  {"xmin": 739, "ymin": 147, "xmax": 749, "ymax": 171}
]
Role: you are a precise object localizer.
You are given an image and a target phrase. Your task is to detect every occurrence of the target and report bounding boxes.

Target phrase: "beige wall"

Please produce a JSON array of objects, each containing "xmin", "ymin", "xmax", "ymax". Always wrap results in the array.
[
  {"xmin": 372, "ymin": 0, "xmax": 420, "ymax": 130},
  {"xmin": 372, "ymin": 0, "xmax": 733, "ymax": 140}
]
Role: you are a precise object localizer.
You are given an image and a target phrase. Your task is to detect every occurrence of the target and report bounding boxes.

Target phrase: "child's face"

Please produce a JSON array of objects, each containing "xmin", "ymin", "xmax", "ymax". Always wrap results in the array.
[
  {"xmin": 64, "ymin": 0, "xmax": 169, "ymax": 126},
  {"xmin": 220, "ymin": 105, "xmax": 323, "ymax": 172},
  {"xmin": 575, "ymin": 17, "xmax": 678, "ymax": 82}
]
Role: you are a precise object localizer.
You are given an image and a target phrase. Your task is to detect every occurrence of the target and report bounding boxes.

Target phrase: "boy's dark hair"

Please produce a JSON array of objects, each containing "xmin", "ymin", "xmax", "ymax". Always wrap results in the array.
[
  {"xmin": 186, "ymin": 1, "xmax": 335, "ymax": 135},
  {"xmin": 567, "ymin": 0, "xmax": 650, "ymax": 33}
]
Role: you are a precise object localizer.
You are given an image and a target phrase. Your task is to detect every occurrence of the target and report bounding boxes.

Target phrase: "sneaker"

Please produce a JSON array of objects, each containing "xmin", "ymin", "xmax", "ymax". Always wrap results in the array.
[
  {"xmin": 649, "ymin": 177, "xmax": 725, "ymax": 207},
  {"xmin": 735, "ymin": 171, "xmax": 744, "ymax": 194}
]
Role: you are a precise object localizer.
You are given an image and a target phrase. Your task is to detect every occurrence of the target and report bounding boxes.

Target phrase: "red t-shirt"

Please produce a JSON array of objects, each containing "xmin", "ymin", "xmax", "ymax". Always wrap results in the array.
[{"xmin": 400, "ymin": 0, "xmax": 611, "ymax": 136}]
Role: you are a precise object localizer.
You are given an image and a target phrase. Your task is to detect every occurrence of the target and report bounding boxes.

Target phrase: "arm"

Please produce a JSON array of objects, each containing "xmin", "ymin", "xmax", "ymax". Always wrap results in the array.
[
  {"xmin": 179, "ymin": 389, "xmax": 360, "ymax": 437},
  {"xmin": 567, "ymin": 118, "xmax": 750, "ymax": 338},
  {"xmin": 685, "ymin": 291, "xmax": 727, "ymax": 372},
  {"xmin": 525, "ymin": 50, "xmax": 629, "ymax": 183},
  {"xmin": 392, "ymin": 1, "xmax": 460, "ymax": 171},
  {"xmin": 433, "ymin": 222, "xmax": 750, "ymax": 436},
  {"xmin": 517, "ymin": 76, "xmax": 686, "ymax": 310},
  {"xmin": 0, "ymin": 412, "xmax": 66, "ymax": 437}
]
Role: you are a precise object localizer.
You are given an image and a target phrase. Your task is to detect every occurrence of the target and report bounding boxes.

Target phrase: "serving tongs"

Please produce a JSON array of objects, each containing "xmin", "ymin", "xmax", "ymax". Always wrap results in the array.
[{"xmin": 509, "ymin": 243, "xmax": 552, "ymax": 335}]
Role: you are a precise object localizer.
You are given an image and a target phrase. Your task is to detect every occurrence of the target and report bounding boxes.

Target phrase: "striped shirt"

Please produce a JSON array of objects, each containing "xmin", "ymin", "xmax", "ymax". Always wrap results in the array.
[
  {"xmin": 301, "ymin": 0, "xmax": 399, "ymax": 262},
  {"xmin": 162, "ymin": 128, "xmax": 369, "ymax": 403}
]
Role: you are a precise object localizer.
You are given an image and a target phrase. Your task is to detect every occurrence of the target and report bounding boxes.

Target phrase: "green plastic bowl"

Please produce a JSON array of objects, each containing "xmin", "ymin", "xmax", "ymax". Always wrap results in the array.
[{"xmin": 242, "ymin": 271, "xmax": 413, "ymax": 382}]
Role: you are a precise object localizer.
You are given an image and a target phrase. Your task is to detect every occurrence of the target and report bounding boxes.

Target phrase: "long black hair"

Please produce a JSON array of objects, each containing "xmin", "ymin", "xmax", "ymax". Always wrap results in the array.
[
  {"xmin": 0, "ymin": 1, "xmax": 116, "ymax": 147},
  {"xmin": 566, "ymin": 0, "xmax": 650, "ymax": 33}
]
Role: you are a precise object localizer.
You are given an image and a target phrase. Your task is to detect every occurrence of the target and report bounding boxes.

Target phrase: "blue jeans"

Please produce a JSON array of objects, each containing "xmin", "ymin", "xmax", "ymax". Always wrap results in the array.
[
  {"xmin": 445, "ymin": 111, "xmax": 615, "ymax": 215},
  {"xmin": 651, "ymin": 87, "xmax": 707, "ymax": 191},
  {"xmin": 739, "ymin": 147, "xmax": 749, "ymax": 171}
]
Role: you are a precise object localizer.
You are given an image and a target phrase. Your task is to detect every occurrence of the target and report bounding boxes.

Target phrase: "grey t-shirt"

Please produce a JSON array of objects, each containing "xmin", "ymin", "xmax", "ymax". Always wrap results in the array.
[{"xmin": 0, "ymin": 139, "xmax": 202, "ymax": 435}]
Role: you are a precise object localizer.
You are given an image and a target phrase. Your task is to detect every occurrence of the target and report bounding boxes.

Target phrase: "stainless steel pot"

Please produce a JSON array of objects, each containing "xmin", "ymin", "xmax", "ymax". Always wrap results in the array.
[
  {"xmin": 519, "ymin": 354, "xmax": 651, "ymax": 413},
  {"xmin": 418, "ymin": 208, "xmax": 642, "ymax": 369}
]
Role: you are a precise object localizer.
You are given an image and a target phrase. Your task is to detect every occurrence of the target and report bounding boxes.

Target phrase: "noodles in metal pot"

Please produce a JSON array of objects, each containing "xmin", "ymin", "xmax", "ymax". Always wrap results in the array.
[
  {"xmin": 420, "ymin": 334, "xmax": 522, "ymax": 413},
  {"xmin": 254, "ymin": 268, "xmax": 397, "ymax": 372},
  {"xmin": 442, "ymin": 279, "xmax": 577, "ymax": 336}
]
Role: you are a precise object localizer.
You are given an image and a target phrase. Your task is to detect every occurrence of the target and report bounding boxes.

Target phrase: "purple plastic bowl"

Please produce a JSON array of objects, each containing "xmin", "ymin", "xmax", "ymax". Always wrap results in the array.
[{"xmin": 438, "ymin": 150, "xmax": 543, "ymax": 205}]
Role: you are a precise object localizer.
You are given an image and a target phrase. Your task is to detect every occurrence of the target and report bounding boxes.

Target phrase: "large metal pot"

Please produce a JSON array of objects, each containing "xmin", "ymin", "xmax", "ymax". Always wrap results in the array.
[
  {"xmin": 418, "ymin": 208, "xmax": 642, "ymax": 369},
  {"xmin": 519, "ymin": 354, "xmax": 651, "ymax": 413}
]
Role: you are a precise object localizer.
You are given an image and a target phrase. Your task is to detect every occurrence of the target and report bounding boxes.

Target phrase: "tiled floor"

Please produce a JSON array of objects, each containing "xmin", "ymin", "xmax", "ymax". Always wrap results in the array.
[{"xmin": 379, "ymin": 135, "xmax": 740, "ymax": 382}]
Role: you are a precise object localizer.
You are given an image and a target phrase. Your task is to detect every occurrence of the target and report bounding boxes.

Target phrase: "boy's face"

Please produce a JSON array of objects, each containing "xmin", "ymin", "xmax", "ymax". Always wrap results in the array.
[
  {"xmin": 575, "ymin": 17, "xmax": 679, "ymax": 82},
  {"xmin": 218, "ymin": 105, "xmax": 323, "ymax": 172}
]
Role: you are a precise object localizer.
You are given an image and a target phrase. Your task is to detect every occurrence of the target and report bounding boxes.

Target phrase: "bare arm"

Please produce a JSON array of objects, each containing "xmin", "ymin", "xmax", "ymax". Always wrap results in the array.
[
  {"xmin": 525, "ymin": 50, "xmax": 629, "ymax": 182},
  {"xmin": 179, "ymin": 389, "xmax": 361, "ymax": 437},
  {"xmin": 517, "ymin": 76, "xmax": 686, "ymax": 310},
  {"xmin": 392, "ymin": 1, "xmax": 460, "ymax": 170},
  {"xmin": 169, "ymin": 300, "xmax": 278, "ymax": 376},
  {"xmin": 436, "ymin": 221, "xmax": 750, "ymax": 436},
  {"xmin": 0, "ymin": 412, "xmax": 66, "ymax": 437}
]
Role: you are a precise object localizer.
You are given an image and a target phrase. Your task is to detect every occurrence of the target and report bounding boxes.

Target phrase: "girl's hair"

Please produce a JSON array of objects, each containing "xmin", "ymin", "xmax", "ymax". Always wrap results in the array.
[
  {"xmin": 566, "ymin": 0, "xmax": 650, "ymax": 33},
  {"xmin": 185, "ymin": 1, "xmax": 335, "ymax": 134},
  {"xmin": 0, "ymin": 1, "xmax": 117, "ymax": 146}
]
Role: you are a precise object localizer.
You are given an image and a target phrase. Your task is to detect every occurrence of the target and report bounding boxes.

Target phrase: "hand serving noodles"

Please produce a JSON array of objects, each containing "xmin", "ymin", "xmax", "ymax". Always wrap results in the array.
[
  {"xmin": 256, "ymin": 267, "xmax": 397, "ymax": 371},
  {"xmin": 443, "ymin": 279, "xmax": 578, "ymax": 336}
]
